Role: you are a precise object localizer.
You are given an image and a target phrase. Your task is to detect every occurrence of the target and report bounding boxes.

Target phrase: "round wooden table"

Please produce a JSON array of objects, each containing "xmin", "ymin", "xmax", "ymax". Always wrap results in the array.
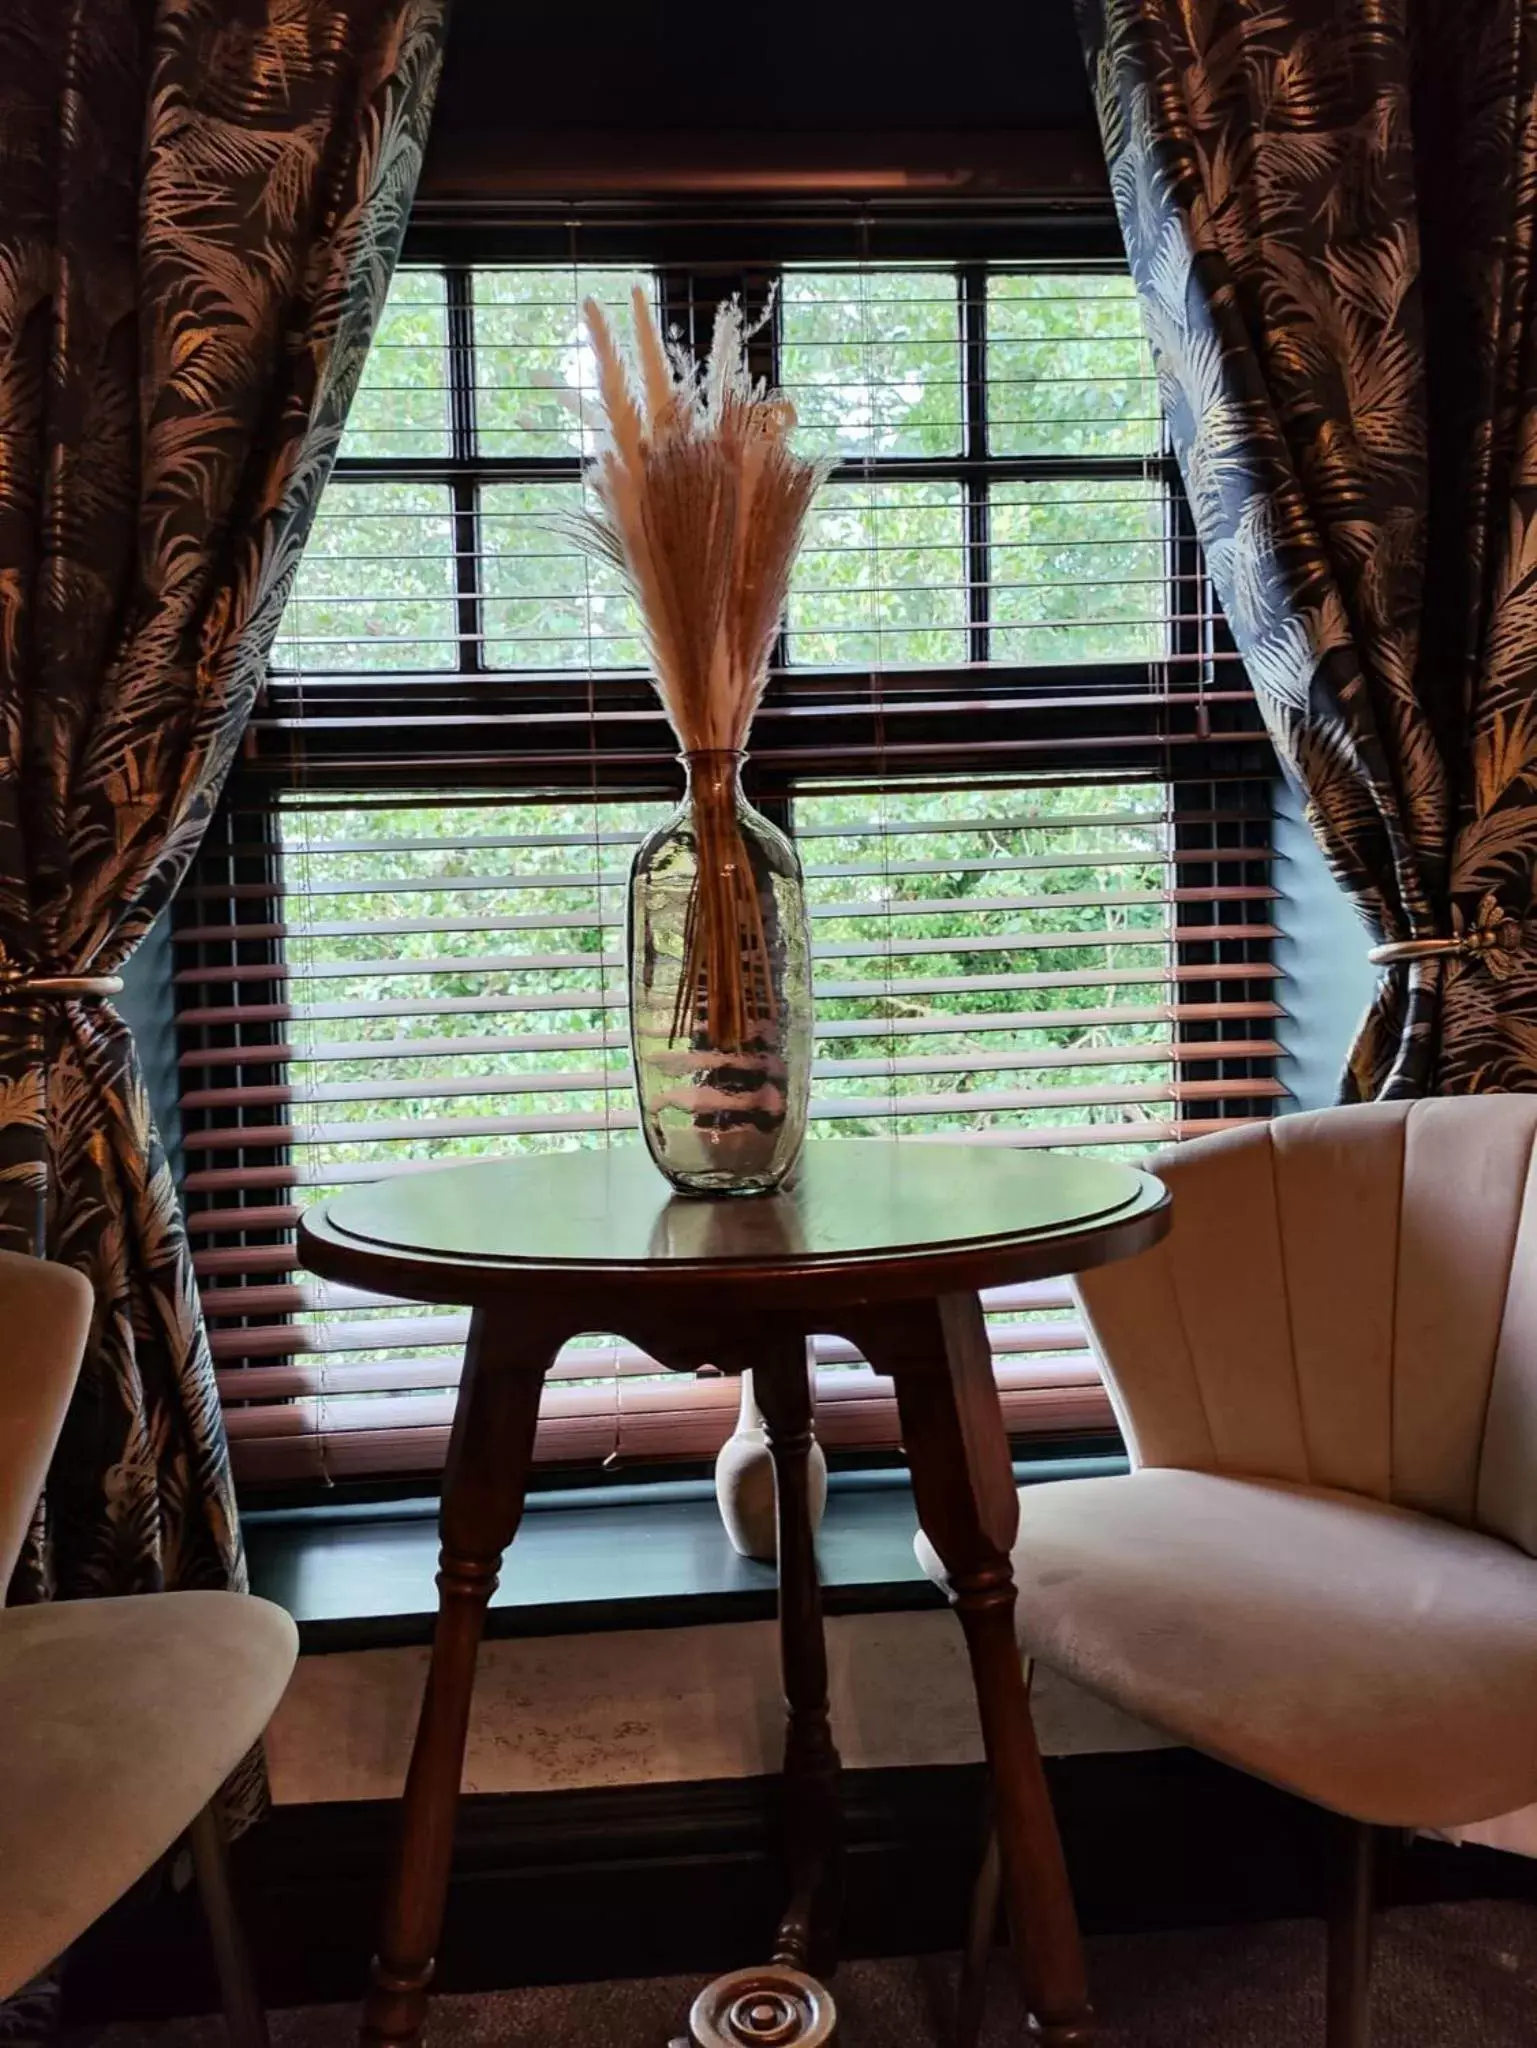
[{"xmin": 299, "ymin": 1140, "xmax": 1169, "ymax": 2048}]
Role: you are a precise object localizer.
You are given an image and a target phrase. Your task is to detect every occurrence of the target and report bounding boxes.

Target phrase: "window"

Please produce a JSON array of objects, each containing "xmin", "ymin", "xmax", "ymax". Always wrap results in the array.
[{"xmin": 176, "ymin": 226, "xmax": 1278, "ymax": 1491}]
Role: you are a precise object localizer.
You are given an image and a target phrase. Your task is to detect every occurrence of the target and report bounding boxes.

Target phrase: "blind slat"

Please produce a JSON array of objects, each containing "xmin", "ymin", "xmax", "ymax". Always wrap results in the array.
[
  {"xmin": 172, "ymin": 885, "xmax": 1277, "ymax": 948},
  {"xmin": 181, "ymin": 1039, "xmax": 1284, "ymax": 1114},
  {"xmin": 211, "ymin": 1302, "xmax": 1083, "ymax": 1401},
  {"xmin": 177, "ymin": 1001, "xmax": 1283, "ymax": 1073},
  {"xmin": 182, "ymin": 1115, "xmax": 1265, "ymax": 1209},
  {"xmin": 210, "ymin": 1313, "xmax": 1092, "ymax": 1371},
  {"xmin": 182, "ymin": 1078, "xmax": 1283, "ymax": 1156},
  {"xmin": 181, "ymin": 845, "xmax": 1271, "ymax": 907},
  {"xmin": 208, "ymin": 1306, "xmax": 1086, "ymax": 1373},
  {"xmin": 190, "ymin": 809, "xmax": 1274, "ymax": 863},
  {"xmin": 175, "ymin": 962, "xmax": 1282, "ymax": 1031},
  {"xmin": 173, "ymin": 924, "xmax": 1279, "ymax": 989},
  {"xmin": 225, "ymin": 1362, "xmax": 1114, "ymax": 1483},
  {"xmin": 221, "ymin": 1351, "xmax": 1101, "ymax": 1442}
]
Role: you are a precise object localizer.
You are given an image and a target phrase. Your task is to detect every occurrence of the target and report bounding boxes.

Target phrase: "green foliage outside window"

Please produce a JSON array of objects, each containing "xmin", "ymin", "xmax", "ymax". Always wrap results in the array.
[
  {"xmin": 265, "ymin": 265, "xmax": 1186, "ymax": 1373},
  {"xmin": 279, "ymin": 265, "xmax": 1164, "ymax": 677}
]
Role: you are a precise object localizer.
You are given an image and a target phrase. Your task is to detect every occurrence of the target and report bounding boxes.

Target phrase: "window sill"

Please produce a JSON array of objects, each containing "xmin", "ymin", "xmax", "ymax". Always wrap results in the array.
[{"xmin": 244, "ymin": 1454, "xmax": 1126, "ymax": 1653}]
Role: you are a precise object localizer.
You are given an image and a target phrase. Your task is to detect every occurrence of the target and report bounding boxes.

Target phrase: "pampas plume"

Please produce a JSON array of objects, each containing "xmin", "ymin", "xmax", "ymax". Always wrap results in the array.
[
  {"xmin": 568, "ymin": 291, "xmax": 828, "ymax": 1050},
  {"xmin": 571, "ymin": 288, "xmax": 827, "ymax": 757}
]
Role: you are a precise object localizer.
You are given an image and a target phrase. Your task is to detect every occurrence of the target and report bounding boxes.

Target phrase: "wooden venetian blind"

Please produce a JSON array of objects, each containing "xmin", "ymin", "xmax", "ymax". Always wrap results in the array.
[{"xmin": 174, "ymin": 244, "xmax": 1283, "ymax": 1489}]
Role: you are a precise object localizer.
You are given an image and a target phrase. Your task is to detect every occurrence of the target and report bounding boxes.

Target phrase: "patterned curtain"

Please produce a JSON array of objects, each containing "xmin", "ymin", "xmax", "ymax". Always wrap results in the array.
[
  {"xmin": 1077, "ymin": 0, "xmax": 1537, "ymax": 1097},
  {"xmin": 0, "ymin": 0, "xmax": 446, "ymax": 1604}
]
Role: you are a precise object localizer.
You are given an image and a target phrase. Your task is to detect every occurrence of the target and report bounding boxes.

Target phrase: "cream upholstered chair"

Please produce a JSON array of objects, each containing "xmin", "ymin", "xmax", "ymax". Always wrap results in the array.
[
  {"xmin": 0, "ymin": 1249, "xmax": 299, "ymax": 2043},
  {"xmin": 932, "ymin": 1099, "xmax": 1537, "ymax": 2048}
]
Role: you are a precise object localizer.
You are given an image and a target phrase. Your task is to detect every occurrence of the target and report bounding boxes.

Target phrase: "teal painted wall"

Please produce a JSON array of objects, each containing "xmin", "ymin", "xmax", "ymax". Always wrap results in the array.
[
  {"xmin": 1271, "ymin": 773, "xmax": 1379, "ymax": 1114},
  {"xmin": 118, "ymin": 908, "xmax": 185, "ymax": 1189}
]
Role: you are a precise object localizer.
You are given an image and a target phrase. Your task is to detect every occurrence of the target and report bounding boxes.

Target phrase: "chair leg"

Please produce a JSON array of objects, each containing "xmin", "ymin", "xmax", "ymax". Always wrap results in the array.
[
  {"xmin": 1324, "ymin": 1818, "xmax": 1375, "ymax": 2048},
  {"xmin": 955, "ymin": 1824, "xmax": 1004, "ymax": 2048},
  {"xmin": 188, "ymin": 1799, "xmax": 270, "ymax": 2048}
]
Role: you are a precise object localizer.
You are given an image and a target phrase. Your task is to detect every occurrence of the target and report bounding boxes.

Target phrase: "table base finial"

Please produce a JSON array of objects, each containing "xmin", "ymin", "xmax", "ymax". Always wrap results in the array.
[{"xmin": 680, "ymin": 1964, "xmax": 837, "ymax": 2048}]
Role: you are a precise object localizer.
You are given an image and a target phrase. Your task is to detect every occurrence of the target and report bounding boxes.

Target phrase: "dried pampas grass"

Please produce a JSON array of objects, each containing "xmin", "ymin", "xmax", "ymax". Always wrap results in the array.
[
  {"xmin": 570, "ymin": 289, "xmax": 827, "ymax": 1052},
  {"xmin": 572, "ymin": 286, "xmax": 828, "ymax": 755}
]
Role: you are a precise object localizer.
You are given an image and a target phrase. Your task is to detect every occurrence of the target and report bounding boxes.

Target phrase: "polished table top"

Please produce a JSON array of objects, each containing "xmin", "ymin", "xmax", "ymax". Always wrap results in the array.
[{"xmin": 299, "ymin": 1140, "xmax": 1170, "ymax": 1309}]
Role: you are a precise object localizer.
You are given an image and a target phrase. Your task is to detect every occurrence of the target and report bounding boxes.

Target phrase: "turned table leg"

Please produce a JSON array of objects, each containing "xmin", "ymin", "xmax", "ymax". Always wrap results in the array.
[
  {"xmin": 754, "ymin": 1333, "xmax": 844, "ymax": 1978},
  {"xmin": 849, "ymin": 1293, "xmax": 1093, "ymax": 2048},
  {"xmin": 675, "ymin": 1326, "xmax": 842, "ymax": 2048},
  {"xmin": 360, "ymin": 1308, "xmax": 565, "ymax": 2048}
]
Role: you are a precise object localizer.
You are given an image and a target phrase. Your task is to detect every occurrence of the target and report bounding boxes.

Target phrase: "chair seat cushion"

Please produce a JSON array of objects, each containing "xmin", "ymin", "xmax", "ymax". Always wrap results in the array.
[
  {"xmin": 0, "ymin": 1591, "xmax": 298, "ymax": 1997},
  {"xmin": 918, "ymin": 1468, "xmax": 1537, "ymax": 1829}
]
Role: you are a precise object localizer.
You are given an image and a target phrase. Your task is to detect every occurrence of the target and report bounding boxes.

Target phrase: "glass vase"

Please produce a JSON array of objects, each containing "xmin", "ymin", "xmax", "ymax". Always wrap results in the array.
[{"xmin": 628, "ymin": 751, "xmax": 812, "ymax": 1196}]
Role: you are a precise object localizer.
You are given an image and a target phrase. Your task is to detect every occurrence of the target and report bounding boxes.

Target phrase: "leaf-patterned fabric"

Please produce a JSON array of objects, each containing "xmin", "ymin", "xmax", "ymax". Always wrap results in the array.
[
  {"xmin": 0, "ymin": 0, "xmax": 445, "ymax": 1603},
  {"xmin": 1078, "ymin": 0, "xmax": 1537, "ymax": 1096}
]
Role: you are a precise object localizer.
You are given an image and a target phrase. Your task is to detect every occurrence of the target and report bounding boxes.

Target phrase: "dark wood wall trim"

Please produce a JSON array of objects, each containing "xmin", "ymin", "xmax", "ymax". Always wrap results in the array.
[
  {"xmin": 64, "ymin": 1755, "xmax": 1537, "ymax": 2024},
  {"xmin": 416, "ymin": 127, "xmax": 1111, "ymax": 205},
  {"xmin": 419, "ymin": 0, "xmax": 1105, "ymax": 209}
]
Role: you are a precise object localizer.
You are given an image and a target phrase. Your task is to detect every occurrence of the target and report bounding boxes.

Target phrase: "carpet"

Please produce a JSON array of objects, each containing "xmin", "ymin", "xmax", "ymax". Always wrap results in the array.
[{"xmin": 95, "ymin": 1901, "xmax": 1537, "ymax": 2046}]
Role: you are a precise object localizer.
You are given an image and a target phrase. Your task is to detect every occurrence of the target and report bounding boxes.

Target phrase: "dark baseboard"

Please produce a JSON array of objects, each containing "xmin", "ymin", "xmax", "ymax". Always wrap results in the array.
[{"xmin": 62, "ymin": 1751, "xmax": 1537, "ymax": 2024}]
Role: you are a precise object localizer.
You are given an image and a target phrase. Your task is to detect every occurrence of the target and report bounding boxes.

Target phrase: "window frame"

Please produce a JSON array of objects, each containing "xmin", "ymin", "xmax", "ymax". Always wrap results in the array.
[
  {"xmin": 251, "ymin": 202, "xmax": 1266, "ymax": 796},
  {"xmin": 183, "ymin": 200, "xmax": 1280, "ymax": 1504}
]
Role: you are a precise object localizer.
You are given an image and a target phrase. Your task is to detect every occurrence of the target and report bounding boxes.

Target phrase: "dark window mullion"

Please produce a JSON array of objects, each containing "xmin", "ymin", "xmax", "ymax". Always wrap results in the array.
[
  {"xmin": 661, "ymin": 264, "xmax": 794, "ymax": 689},
  {"xmin": 961, "ymin": 263, "xmax": 991, "ymax": 668},
  {"xmin": 446, "ymin": 266, "xmax": 484, "ymax": 677},
  {"xmin": 756, "ymin": 265, "xmax": 791, "ymax": 678},
  {"xmin": 824, "ymin": 452, "xmax": 1175, "ymax": 485},
  {"xmin": 331, "ymin": 454, "xmax": 583, "ymax": 483},
  {"xmin": 327, "ymin": 450, "xmax": 1174, "ymax": 487}
]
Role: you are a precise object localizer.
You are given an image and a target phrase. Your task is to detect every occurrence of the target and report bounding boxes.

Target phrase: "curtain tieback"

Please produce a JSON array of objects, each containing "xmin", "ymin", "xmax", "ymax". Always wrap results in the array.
[
  {"xmin": 1369, "ymin": 925, "xmax": 1517, "ymax": 968},
  {"xmin": 0, "ymin": 971, "xmax": 124, "ymax": 1000}
]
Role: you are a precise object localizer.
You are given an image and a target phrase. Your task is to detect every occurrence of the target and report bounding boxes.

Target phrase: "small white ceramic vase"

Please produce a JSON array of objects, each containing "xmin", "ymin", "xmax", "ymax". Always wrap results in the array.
[{"xmin": 714, "ymin": 1366, "xmax": 828, "ymax": 1563}]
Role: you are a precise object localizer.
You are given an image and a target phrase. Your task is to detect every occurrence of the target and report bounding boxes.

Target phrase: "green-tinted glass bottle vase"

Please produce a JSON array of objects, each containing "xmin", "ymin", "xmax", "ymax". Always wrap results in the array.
[{"xmin": 628, "ymin": 751, "xmax": 812, "ymax": 1196}]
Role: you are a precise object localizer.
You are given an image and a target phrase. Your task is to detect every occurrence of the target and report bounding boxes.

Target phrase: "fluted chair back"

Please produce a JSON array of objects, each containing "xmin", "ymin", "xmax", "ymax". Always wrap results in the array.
[
  {"xmin": 1074, "ymin": 1097, "xmax": 1537, "ymax": 1554},
  {"xmin": 0, "ymin": 1250, "xmax": 94, "ymax": 1586}
]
